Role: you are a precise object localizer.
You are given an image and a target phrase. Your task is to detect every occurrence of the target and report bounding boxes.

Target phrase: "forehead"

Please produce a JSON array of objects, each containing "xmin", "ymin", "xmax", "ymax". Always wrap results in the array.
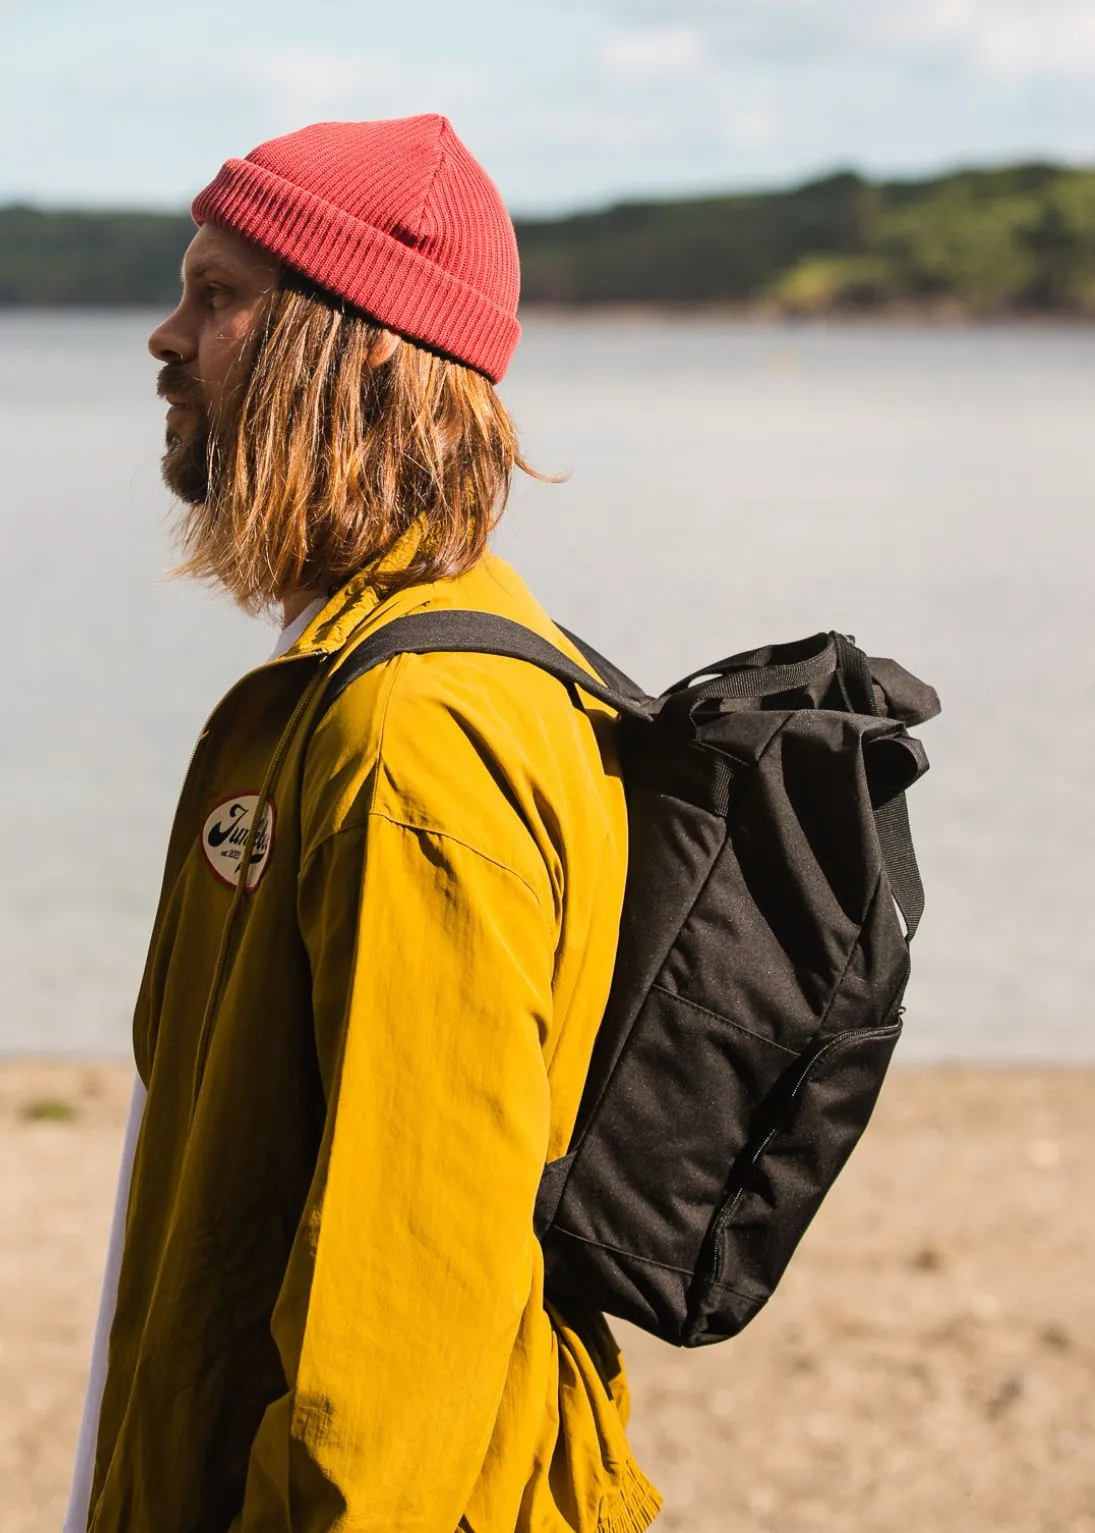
[{"xmin": 183, "ymin": 223, "xmax": 280, "ymax": 285}]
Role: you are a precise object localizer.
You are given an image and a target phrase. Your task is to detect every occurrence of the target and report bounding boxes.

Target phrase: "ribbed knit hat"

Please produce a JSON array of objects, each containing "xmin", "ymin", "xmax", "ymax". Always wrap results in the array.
[{"xmin": 192, "ymin": 116, "xmax": 521, "ymax": 382}]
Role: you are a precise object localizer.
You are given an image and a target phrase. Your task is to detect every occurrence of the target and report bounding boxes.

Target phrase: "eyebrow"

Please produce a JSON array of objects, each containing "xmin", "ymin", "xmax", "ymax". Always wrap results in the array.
[{"xmin": 179, "ymin": 258, "xmax": 241, "ymax": 283}]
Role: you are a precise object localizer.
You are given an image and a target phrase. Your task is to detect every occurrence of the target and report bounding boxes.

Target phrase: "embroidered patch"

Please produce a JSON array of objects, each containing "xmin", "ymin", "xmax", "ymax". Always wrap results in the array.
[{"xmin": 200, "ymin": 794, "xmax": 276, "ymax": 891}]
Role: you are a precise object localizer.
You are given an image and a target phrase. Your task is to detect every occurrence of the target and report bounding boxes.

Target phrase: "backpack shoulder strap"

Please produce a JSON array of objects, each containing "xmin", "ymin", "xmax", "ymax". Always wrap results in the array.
[{"xmin": 314, "ymin": 609, "xmax": 654, "ymax": 728}]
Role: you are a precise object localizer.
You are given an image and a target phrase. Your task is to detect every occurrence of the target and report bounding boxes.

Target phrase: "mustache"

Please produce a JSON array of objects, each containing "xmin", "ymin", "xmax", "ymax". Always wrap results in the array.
[{"xmin": 156, "ymin": 363, "xmax": 204, "ymax": 407}]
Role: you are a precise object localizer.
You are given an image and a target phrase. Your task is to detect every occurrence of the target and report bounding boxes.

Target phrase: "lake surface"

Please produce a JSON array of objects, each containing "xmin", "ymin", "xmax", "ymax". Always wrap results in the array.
[{"xmin": 1, "ymin": 311, "xmax": 1092, "ymax": 1061}]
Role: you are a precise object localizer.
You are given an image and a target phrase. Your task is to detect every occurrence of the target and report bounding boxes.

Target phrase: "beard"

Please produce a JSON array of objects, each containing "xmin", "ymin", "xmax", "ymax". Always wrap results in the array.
[{"xmin": 156, "ymin": 363, "xmax": 232, "ymax": 506}]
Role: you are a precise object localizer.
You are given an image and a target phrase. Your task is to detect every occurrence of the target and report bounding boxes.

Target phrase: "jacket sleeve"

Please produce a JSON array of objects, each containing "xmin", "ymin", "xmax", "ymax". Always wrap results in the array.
[{"xmin": 229, "ymin": 801, "xmax": 556, "ymax": 1533}]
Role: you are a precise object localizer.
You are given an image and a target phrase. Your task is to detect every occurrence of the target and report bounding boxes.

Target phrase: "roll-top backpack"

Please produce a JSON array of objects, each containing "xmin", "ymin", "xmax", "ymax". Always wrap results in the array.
[{"xmin": 315, "ymin": 613, "xmax": 940, "ymax": 1347}]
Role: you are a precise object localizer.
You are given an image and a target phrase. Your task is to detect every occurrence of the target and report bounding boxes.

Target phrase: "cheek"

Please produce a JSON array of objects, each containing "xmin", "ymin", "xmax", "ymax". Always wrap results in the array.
[{"xmin": 197, "ymin": 334, "xmax": 247, "ymax": 417}]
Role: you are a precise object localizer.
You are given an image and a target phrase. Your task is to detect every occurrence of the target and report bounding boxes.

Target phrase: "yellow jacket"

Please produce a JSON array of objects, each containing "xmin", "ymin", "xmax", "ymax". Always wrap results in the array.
[{"xmin": 88, "ymin": 546, "xmax": 661, "ymax": 1533}]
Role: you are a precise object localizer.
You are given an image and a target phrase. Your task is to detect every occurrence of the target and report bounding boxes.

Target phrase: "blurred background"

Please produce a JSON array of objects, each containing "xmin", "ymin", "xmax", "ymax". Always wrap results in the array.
[{"xmin": 1, "ymin": 3, "xmax": 1092, "ymax": 1531}]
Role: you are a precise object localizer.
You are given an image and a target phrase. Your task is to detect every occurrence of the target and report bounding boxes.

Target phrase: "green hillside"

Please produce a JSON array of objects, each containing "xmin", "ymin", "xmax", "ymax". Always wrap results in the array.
[
  {"xmin": 2, "ymin": 163, "xmax": 1094, "ymax": 314},
  {"xmin": 517, "ymin": 164, "xmax": 1095, "ymax": 314},
  {"xmin": 0, "ymin": 206, "xmax": 193, "ymax": 305}
]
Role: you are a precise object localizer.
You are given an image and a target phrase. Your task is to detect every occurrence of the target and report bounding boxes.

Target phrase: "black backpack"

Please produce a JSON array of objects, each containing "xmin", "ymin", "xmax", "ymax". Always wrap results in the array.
[{"xmin": 316, "ymin": 612, "xmax": 939, "ymax": 1347}]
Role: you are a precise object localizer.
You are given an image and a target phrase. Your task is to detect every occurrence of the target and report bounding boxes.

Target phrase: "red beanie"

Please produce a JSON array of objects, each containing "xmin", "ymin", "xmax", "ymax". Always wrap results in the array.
[{"xmin": 192, "ymin": 115, "xmax": 521, "ymax": 382}]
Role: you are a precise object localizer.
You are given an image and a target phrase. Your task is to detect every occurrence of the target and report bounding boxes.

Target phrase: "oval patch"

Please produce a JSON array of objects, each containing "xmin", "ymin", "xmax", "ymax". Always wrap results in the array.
[{"xmin": 201, "ymin": 794, "xmax": 276, "ymax": 891}]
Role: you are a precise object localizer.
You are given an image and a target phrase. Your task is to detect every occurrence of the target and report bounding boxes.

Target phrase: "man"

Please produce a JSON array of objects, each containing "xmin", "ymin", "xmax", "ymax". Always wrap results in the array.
[{"xmin": 67, "ymin": 116, "xmax": 660, "ymax": 1533}]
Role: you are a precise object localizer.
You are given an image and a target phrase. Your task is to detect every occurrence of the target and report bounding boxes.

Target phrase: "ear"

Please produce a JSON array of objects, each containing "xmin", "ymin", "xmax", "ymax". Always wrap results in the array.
[{"xmin": 366, "ymin": 328, "xmax": 402, "ymax": 369}]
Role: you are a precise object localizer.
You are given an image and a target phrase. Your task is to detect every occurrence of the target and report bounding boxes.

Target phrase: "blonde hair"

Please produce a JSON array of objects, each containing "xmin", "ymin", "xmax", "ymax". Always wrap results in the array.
[{"xmin": 175, "ymin": 279, "xmax": 535, "ymax": 613}]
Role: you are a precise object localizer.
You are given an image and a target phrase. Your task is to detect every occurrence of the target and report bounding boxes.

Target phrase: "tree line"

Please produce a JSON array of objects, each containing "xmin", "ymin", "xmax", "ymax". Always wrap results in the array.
[{"xmin": 2, "ymin": 163, "xmax": 1093, "ymax": 314}]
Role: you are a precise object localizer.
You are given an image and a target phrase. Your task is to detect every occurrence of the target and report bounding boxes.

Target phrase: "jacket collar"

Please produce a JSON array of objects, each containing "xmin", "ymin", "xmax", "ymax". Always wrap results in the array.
[{"xmin": 279, "ymin": 518, "xmax": 429, "ymax": 660}]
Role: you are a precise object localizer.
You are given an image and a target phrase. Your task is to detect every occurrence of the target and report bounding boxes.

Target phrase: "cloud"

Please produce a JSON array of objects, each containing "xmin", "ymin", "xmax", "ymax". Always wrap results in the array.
[
  {"xmin": 956, "ymin": 5, "xmax": 1095, "ymax": 80},
  {"xmin": 600, "ymin": 26, "xmax": 706, "ymax": 80},
  {"xmin": 607, "ymin": 0, "xmax": 1095, "ymax": 81},
  {"xmin": 4, "ymin": 0, "xmax": 1094, "ymax": 217},
  {"xmin": 852, "ymin": 0, "xmax": 1095, "ymax": 79},
  {"xmin": 238, "ymin": 48, "xmax": 487, "ymax": 126},
  {"xmin": 725, "ymin": 110, "xmax": 780, "ymax": 148}
]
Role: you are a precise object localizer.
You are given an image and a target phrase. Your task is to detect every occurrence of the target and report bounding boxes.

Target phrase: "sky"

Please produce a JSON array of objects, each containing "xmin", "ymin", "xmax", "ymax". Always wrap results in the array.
[{"xmin": 3, "ymin": 0, "xmax": 1094, "ymax": 216}]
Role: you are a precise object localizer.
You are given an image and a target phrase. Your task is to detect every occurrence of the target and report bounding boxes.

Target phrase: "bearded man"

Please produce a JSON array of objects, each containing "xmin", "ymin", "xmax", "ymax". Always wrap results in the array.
[{"xmin": 64, "ymin": 116, "xmax": 660, "ymax": 1533}]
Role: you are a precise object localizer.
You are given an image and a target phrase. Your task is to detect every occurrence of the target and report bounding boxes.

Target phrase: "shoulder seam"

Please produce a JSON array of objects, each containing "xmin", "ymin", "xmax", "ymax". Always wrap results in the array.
[{"xmin": 299, "ymin": 809, "xmax": 549, "ymax": 913}]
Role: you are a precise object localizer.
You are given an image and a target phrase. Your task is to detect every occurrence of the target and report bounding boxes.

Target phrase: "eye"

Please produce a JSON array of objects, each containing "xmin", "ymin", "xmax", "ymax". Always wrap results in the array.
[{"xmin": 202, "ymin": 283, "xmax": 231, "ymax": 310}]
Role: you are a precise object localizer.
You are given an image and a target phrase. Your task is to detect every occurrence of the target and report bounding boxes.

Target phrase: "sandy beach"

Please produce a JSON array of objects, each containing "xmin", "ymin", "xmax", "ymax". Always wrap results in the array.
[{"xmin": 2, "ymin": 1062, "xmax": 1090, "ymax": 1533}]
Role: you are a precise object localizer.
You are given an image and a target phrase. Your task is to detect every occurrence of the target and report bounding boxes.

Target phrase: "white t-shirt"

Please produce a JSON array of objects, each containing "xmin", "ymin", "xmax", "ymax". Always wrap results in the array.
[{"xmin": 63, "ymin": 597, "xmax": 326, "ymax": 1533}]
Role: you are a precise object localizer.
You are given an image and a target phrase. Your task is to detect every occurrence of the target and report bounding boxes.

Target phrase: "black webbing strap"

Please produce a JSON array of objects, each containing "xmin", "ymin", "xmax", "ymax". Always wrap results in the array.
[
  {"xmin": 315, "ymin": 610, "xmax": 654, "ymax": 727},
  {"xmin": 874, "ymin": 791, "xmax": 925, "ymax": 940},
  {"xmin": 556, "ymin": 625, "xmax": 648, "ymax": 703},
  {"xmin": 668, "ymin": 635, "xmax": 837, "ymax": 700},
  {"xmin": 832, "ymin": 632, "xmax": 925, "ymax": 939},
  {"xmin": 832, "ymin": 631, "xmax": 877, "ymax": 715}
]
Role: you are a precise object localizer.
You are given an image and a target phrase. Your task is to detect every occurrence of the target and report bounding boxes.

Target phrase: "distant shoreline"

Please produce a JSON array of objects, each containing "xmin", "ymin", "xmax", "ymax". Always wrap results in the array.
[
  {"xmin": 2, "ymin": 300, "xmax": 1093, "ymax": 326},
  {"xmin": 518, "ymin": 301, "xmax": 1095, "ymax": 325},
  {"xmin": 4, "ymin": 163, "xmax": 1093, "ymax": 315}
]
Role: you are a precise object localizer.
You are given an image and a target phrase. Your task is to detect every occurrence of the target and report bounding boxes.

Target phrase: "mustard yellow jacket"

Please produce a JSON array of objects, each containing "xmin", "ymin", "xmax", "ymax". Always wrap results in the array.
[{"xmin": 88, "ymin": 548, "xmax": 661, "ymax": 1533}]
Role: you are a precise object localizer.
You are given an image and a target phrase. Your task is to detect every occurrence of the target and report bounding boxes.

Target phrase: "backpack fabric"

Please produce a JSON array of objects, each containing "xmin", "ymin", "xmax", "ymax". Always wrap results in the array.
[{"xmin": 315, "ymin": 613, "xmax": 939, "ymax": 1348}]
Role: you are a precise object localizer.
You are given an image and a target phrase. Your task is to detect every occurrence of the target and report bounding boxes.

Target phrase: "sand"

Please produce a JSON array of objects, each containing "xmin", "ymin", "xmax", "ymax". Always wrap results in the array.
[{"xmin": 1, "ymin": 1062, "xmax": 1090, "ymax": 1533}]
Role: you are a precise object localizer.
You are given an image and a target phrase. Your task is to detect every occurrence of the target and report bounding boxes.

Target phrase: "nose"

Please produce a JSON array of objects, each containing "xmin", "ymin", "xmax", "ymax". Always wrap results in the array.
[{"xmin": 148, "ymin": 304, "xmax": 195, "ymax": 366}]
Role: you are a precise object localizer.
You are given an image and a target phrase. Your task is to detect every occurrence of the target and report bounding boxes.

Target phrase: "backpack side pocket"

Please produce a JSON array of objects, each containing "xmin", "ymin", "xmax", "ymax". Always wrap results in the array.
[{"xmin": 685, "ymin": 1010, "xmax": 903, "ymax": 1345}]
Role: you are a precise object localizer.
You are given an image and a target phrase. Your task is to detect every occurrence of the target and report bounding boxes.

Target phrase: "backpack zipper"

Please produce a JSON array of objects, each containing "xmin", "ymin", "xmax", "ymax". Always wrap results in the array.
[{"xmin": 697, "ymin": 1011, "xmax": 905, "ymax": 1293}]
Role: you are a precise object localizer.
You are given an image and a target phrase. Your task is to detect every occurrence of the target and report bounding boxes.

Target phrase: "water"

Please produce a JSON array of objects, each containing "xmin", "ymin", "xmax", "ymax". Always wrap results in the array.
[{"xmin": 1, "ymin": 311, "xmax": 1092, "ymax": 1061}]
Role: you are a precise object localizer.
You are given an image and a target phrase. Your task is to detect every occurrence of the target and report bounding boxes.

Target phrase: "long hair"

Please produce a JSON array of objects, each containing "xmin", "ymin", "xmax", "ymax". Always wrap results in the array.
[{"xmin": 174, "ymin": 275, "xmax": 538, "ymax": 613}]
